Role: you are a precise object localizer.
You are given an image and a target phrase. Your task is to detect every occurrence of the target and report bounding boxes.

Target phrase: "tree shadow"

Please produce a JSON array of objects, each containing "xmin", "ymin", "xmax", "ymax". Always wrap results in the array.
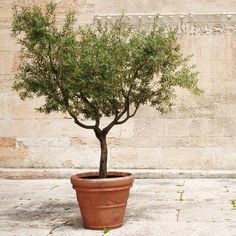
[
  {"xmin": 1, "ymin": 193, "xmax": 174, "ymax": 230},
  {"xmin": 1, "ymin": 200, "xmax": 84, "ymax": 229}
]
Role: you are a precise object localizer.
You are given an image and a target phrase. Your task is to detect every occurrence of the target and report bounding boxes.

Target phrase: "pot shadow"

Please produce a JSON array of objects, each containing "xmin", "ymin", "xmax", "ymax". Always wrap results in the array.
[
  {"xmin": 1, "ymin": 200, "xmax": 84, "ymax": 229},
  {"xmin": 2, "ymin": 193, "xmax": 173, "ymax": 229}
]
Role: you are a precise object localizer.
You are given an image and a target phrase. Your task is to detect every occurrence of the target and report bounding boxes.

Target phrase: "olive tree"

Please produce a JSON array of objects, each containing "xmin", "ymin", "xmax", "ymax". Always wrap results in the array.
[{"xmin": 12, "ymin": 3, "xmax": 202, "ymax": 178}]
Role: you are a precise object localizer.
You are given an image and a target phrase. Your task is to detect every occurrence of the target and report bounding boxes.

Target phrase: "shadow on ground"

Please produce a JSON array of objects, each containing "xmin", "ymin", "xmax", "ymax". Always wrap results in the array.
[
  {"xmin": 1, "ymin": 193, "xmax": 175, "ymax": 229},
  {"xmin": 1, "ymin": 200, "xmax": 84, "ymax": 229}
]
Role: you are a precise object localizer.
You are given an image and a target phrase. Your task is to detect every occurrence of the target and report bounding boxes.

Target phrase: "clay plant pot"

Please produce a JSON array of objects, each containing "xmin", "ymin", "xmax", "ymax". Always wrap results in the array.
[{"xmin": 71, "ymin": 171, "xmax": 134, "ymax": 230}]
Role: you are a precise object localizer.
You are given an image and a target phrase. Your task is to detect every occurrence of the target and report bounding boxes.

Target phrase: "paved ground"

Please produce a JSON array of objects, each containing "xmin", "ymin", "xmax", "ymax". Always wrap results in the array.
[{"xmin": 0, "ymin": 178, "xmax": 236, "ymax": 236}]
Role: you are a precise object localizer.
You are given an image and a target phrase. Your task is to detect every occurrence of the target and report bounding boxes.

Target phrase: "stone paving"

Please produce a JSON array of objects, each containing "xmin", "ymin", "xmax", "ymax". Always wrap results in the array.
[{"xmin": 0, "ymin": 178, "xmax": 236, "ymax": 236}]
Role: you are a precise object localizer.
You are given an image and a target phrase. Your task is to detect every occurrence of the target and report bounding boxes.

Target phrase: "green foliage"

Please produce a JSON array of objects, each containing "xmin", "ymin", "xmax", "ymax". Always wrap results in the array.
[
  {"xmin": 12, "ymin": 2, "xmax": 202, "ymax": 132},
  {"xmin": 103, "ymin": 227, "xmax": 111, "ymax": 234},
  {"xmin": 178, "ymin": 191, "xmax": 184, "ymax": 201}
]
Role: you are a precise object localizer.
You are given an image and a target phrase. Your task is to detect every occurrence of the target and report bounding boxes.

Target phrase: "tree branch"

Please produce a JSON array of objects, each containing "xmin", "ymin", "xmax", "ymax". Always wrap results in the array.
[
  {"xmin": 102, "ymin": 107, "xmax": 127, "ymax": 134},
  {"xmin": 116, "ymin": 101, "xmax": 141, "ymax": 125},
  {"xmin": 101, "ymin": 64, "xmax": 142, "ymax": 134},
  {"xmin": 67, "ymin": 110, "xmax": 98, "ymax": 130},
  {"xmin": 47, "ymin": 41, "xmax": 99, "ymax": 131},
  {"xmin": 75, "ymin": 93, "xmax": 100, "ymax": 128}
]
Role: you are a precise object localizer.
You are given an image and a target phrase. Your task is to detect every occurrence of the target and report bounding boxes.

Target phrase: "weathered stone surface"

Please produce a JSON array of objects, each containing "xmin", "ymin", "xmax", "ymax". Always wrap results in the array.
[
  {"xmin": 1, "ymin": 0, "xmax": 236, "ymax": 170},
  {"xmin": 110, "ymin": 147, "xmax": 236, "ymax": 169},
  {"xmin": 0, "ymin": 29, "xmax": 18, "ymax": 51},
  {"xmin": 8, "ymin": 96, "xmax": 71, "ymax": 120},
  {"xmin": 0, "ymin": 137, "xmax": 16, "ymax": 147},
  {"xmin": 0, "ymin": 97, "xmax": 4, "ymax": 119},
  {"xmin": 93, "ymin": 0, "xmax": 236, "ymax": 14},
  {"xmin": 0, "ymin": 147, "xmax": 29, "ymax": 167},
  {"xmin": 0, "ymin": 75, "xmax": 14, "ymax": 95},
  {"xmin": 29, "ymin": 146, "xmax": 101, "ymax": 168},
  {"xmin": 0, "ymin": 178, "xmax": 236, "ymax": 235},
  {"xmin": 0, "ymin": 51, "xmax": 15, "ymax": 75},
  {"xmin": 2, "ymin": 168, "xmax": 236, "ymax": 179}
]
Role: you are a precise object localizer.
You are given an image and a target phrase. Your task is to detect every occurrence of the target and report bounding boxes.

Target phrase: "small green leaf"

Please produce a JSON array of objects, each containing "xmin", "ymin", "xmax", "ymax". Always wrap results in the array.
[
  {"xmin": 231, "ymin": 199, "xmax": 236, "ymax": 210},
  {"xmin": 103, "ymin": 227, "xmax": 111, "ymax": 234}
]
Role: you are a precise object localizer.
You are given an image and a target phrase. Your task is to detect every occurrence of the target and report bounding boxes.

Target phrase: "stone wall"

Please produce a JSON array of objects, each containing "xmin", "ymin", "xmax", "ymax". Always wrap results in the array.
[{"xmin": 1, "ymin": 0, "xmax": 236, "ymax": 170}]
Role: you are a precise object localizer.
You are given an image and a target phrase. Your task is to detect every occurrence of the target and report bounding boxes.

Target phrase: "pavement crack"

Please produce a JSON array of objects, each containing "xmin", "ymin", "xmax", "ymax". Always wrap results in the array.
[
  {"xmin": 47, "ymin": 220, "xmax": 70, "ymax": 235},
  {"xmin": 49, "ymin": 185, "xmax": 59, "ymax": 190},
  {"xmin": 50, "ymin": 212, "xmax": 63, "ymax": 221},
  {"xmin": 176, "ymin": 180, "xmax": 185, "ymax": 187},
  {"xmin": 176, "ymin": 208, "xmax": 180, "ymax": 222}
]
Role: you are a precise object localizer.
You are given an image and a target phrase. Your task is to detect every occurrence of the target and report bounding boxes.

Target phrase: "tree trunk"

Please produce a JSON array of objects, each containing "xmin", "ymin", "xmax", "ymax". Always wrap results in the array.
[{"xmin": 98, "ymin": 134, "xmax": 108, "ymax": 178}]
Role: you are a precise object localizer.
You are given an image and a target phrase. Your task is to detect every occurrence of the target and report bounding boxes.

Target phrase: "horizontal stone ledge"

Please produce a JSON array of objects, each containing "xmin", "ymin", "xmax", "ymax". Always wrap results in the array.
[
  {"xmin": 95, "ymin": 12, "xmax": 236, "ymax": 19},
  {"xmin": 1, "ymin": 168, "xmax": 236, "ymax": 179},
  {"xmin": 94, "ymin": 13, "xmax": 236, "ymax": 36}
]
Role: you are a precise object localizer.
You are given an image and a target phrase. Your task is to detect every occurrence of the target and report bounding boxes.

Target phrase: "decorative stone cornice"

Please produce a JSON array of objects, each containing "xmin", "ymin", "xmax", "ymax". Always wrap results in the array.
[{"xmin": 94, "ymin": 13, "xmax": 236, "ymax": 35}]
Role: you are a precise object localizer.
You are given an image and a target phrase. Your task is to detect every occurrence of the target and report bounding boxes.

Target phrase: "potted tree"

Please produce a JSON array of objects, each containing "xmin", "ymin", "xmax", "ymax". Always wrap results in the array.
[{"xmin": 12, "ymin": 2, "xmax": 202, "ymax": 230}]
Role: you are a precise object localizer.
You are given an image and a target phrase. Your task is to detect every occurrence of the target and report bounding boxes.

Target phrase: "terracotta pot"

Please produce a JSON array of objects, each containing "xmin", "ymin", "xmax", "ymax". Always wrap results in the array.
[{"xmin": 71, "ymin": 171, "xmax": 134, "ymax": 229}]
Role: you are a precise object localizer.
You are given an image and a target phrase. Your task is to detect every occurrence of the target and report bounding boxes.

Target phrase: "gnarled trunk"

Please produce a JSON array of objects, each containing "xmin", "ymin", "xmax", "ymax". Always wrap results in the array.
[{"xmin": 98, "ymin": 134, "xmax": 108, "ymax": 178}]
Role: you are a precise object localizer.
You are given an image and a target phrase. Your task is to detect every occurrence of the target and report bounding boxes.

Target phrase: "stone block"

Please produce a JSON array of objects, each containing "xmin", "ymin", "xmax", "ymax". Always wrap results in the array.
[
  {"xmin": 225, "ymin": 48, "xmax": 236, "ymax": 60},
  {"xmin": 110, "ymin": 146, "xmax": 236, "ymax": 170},
  {"xmin": 164, "ymin": 119, "xmax": 192, "ymax": 137},
  {"xmin": 211, "ymin": 61, "xmax": 232, "ymax": 75},
  {"xmin": 109, "ymin": 147, "xmax": 161, "ymax": 169},
  {"xmin": 70, "ymin": 137, "xmax": 87, "ymax": 145},
  {"xmin": 215, "ymin": 103, "xmax": 236, "ymax": 118},
  {"xmin": 212, "ymin": 148, "xmax": 236, "ymax": 169},
  {"xmin": 195, "ymin": 60, "xmax": 211, "ymax": 74},
  {"xmin": 157, "ymin": 147, "xmax": 218, "ymax": 169},
  {"xmin": 8, "ymin": 96, "xmax": 70, "ymax": 120},
  {"xmin": 0, "ymin": 29, "xmax": 18, "ymax": 51},
  {"xmin": 210, "ymin": 48, "xmax": 226, "ymax": 61},
  {"xmin": 181, "ymin": 44, "xmax": 201, "ymax": 59},
  {"xmin": 70, "ymin": 136, "xmax": 120, "ymax": 146},
  {"xmin": 31, "ymin": 146, "xmax": 101, "ymax": 168},
  {"xmin": 100, "ymin": 118, "xmax": 134, "ymax": 139},
  {"xmin": 182, "ymin": 136, "xmax": 236, "ymax": 149},
  {"xmin": 93, "ymin": 0, "xmax": 236, "ymax": 14},
  {"xmin": 190, "ymin": 118, "xmax": 236, "ymax": 137},
  {"xmin": 135, "ymin": 105, "xmax": 177, "ymax": 119},
  {"xmin": 133, "ymin": 118, "xmax": 165, "ymax": 138},
  {"xmin": 0, "ymin": 51, "xmax": 15, "ymax": 75},
  {"xmin": 0, "ymin": 75, "xmax": 15, "ymax": 94},
  {"xmin": 16, "ymin": 137, "xmax": 70, "ymax": 148},
  {"xmin": 211, "ymin": 36, "xmax": 227, "ymax": 48},
  {"xmin": 213, "ymin": 80, "xmax": 236, "ymax": 94},
  {"xmin": 214, "ymin": 93, "xmax": 236, "ymax": 104},
  {"xmin": 0, "ymin": 1, "xmax": 13, "ymax": 18},
  {"xmin": 0, "ymin": 137, "xmax": 16, "ymax": 147},
  {"xmin": 0, "ymin": 147, "xmax": 29, "ymax": 167},
  {"xmin": 0, "ymin": 119, "xmax": 78, "ymax": 138},
  {"xmin": 176, "ymin": 95, "xmax": 216, "ymax": 119},
  {"xmin": 0, "ymin": 118, "xmax": 107, "ymax": 140},
  {"xmin": 231, "ymin": 34, "xmax": 236, "ymax": 48},
  {"xmin": 196, "ymin": 36, "xmax": 212, "ymax": 48},
  {"xmin": 200, "ymin": 47, "xmax": 211, "ymax": 60},
  {"xmin": 0, "ymin": 96, "xmax": 4, "ymax": 119},
  {"xmin": 9, "ymin": 96, "xmax": 46, "ymax": 119}
]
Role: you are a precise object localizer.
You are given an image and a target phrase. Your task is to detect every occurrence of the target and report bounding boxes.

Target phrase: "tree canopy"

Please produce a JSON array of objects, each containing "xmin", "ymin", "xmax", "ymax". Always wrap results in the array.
[{"xmin": 12, "ymin": 3, "xmax": 201, "ymax": 134}]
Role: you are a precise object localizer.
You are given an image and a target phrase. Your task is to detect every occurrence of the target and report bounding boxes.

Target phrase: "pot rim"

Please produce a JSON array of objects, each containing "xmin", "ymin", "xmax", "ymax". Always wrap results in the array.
[{"xmin": 70, "ymin": 171, "xmax": 134, "ymax": 188}]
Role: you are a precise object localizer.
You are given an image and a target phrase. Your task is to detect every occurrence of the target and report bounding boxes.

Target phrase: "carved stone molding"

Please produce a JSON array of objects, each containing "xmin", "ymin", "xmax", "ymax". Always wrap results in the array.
[{"xmin": 94, "ymin": 13, "xmax": 236, "ymax": 35}]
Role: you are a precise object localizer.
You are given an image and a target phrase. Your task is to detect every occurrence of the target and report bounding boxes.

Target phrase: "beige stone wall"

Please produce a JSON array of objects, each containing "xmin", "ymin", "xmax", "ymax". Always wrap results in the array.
[{"xmin": 1, "ymin": 0, "xmax": 236, "ymax": 170}]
